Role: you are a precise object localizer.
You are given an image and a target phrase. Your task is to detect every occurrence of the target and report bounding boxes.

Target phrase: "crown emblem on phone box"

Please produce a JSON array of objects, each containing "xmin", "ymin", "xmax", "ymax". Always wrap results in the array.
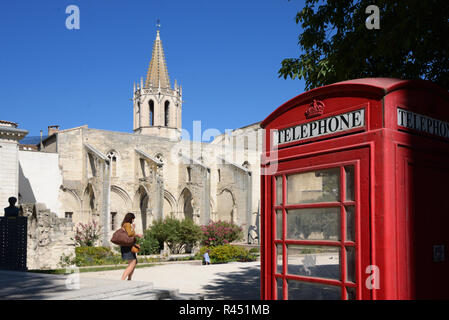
[{"xmin": 305, "ymin": 100, "xmax": 325, "ymax": 119}]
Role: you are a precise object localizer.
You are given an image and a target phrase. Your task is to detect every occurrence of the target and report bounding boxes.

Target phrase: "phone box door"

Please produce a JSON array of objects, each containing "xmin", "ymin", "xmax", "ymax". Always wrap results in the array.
[{"xmin": 269, "ymin": 147, "xmax": 371, "ymax": 300}]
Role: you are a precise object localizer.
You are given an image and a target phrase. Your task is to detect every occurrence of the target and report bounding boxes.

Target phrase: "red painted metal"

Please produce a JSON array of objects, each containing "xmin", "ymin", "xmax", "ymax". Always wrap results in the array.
[{"xmin": 260, "ymin": 78, "xmax": 449, "ymax": 300}]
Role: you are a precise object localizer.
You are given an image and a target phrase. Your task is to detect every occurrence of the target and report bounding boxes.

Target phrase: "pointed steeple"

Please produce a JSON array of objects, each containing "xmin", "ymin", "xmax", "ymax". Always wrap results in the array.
[
  {"xmin": 145, "ymin": 30, "xmax": 171, "ymax": 89},
  {"xmin": 133, "ymin": 25, "xmax": 182, "ymax": 139}
]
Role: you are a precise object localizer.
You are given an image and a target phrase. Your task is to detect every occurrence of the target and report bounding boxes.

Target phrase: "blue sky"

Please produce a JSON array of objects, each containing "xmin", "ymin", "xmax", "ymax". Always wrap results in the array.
[{"xmin": 0, "ymin": 0, "xmax": 306, "ymax": 140}]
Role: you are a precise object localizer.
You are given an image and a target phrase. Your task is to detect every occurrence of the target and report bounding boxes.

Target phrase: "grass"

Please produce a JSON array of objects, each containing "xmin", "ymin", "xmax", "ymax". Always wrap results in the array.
[{"xmin": 28, "ymin": 263, "xmax": 156, "ymax": 275}]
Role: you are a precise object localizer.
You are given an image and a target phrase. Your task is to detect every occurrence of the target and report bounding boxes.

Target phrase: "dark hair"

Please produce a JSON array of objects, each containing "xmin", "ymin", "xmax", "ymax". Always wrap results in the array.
[
  {"xmin": 121, "ymin": 212, "xmax": 135, "ymax": 226},
  {"xmin": 8, "ymin": 197, "xmax": 17, "ymax": 205}
]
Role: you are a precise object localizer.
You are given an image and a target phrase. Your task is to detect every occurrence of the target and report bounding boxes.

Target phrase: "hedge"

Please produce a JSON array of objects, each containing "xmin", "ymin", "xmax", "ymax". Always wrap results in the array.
[{"xmin": 197, "ymin": 245, "xmax": 258, "ymax": 264}]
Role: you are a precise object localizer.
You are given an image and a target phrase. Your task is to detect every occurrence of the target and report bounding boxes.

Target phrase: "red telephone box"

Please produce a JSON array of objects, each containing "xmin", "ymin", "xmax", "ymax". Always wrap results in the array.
[{"xmin": 260, "ymin": 78, "xmax": 449, "ymax": 300}]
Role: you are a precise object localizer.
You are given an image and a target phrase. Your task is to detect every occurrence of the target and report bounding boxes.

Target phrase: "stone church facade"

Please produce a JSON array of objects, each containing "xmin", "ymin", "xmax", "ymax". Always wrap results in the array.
[{"xmin": 37, "ymin": 30, "xmax": 262, "ymax": 247}]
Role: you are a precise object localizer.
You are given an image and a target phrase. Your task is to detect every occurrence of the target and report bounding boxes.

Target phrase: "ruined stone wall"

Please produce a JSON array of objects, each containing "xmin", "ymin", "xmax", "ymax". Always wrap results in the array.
[{"xmin": 21, "ymin": 203, "xmax": 75, "ymax": 270}]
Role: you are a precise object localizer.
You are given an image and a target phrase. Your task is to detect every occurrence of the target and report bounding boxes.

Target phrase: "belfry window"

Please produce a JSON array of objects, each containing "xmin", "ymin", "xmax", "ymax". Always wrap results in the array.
[
  {"xmin": 164, "ymin": 101, "xmax": 170, "ymax": 127},
  {"xmin": 149, "ymin": 100, "xmax": 154, "ymax": 126}
]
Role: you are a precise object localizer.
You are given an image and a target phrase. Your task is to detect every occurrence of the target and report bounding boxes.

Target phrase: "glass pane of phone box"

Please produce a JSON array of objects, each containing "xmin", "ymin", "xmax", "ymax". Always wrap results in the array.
[
  {"xmin": 287, "ymin": 245, "xmax": 341, "ymax": 280},
  {"xmin": 287, "ymin": 280, "xmax": 341, "ymax": 300},
  {"xmin": 287, "ymin": 168, "xmax": 340, "ymax": 204}
]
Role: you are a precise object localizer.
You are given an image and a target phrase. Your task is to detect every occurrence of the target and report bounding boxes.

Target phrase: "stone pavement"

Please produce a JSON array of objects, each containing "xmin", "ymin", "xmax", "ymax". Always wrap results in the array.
[
  {"xmin": 80, "ymin": 260, "xmax": 261, "ymax": 300},
  {"xmin": 0, "ymin": 269, "xmax": 194, "ymax": 300},
  {"xmin": 0, "ymin": 261, "xmax": 261, "ymax": 300}
]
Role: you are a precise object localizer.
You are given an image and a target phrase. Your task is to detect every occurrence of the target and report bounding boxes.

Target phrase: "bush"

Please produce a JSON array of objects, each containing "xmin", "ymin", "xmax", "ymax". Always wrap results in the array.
[
  {"xmin": 74, "ymin": 246, "xmax": 123, "ymax": 266},
  {"xmin": 197, "ymin": 245, "xmax": 258, "ymax": 264},
  {"xmin": 74, "ymin": 221, "xmax": 102, "ymax": 247},
  {"xmin": 137, "ymin": 229, "xmax": 161, "ymax": 255},
  {"xmin": 149, "ymin": 218, "xmax": 202, "ymax": 254},
  {"xmin": 200, "ymin": 221, "xmax": 243, "ymax": 247}
]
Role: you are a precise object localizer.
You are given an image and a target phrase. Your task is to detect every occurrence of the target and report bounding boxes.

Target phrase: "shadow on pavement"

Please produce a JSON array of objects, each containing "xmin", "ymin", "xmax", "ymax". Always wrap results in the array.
[
  {"xmin": 0, "ymin": 270, "xmax": 70, "ymax": 299},
  {"xmin": 201, "ymin": 264, "xmax": 260, "ymax": 300}
]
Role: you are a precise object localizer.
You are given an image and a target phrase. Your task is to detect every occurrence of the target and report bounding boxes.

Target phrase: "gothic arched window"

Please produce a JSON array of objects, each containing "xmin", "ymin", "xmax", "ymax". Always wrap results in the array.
[
  {"xmin": 164, "ymin": 101, "xmax": 170, "ymax": 127},
  {"xmin": 149, "ymin": 100, "xmax": 154, "ymax": 126},
  {"xmin": 107, "ymin": 151, "xmax": 118, "ymax": 177}
]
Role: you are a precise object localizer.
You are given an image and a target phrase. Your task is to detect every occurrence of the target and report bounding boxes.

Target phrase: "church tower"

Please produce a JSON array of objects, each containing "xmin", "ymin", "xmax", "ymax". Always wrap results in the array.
[{"xmin": 133, "ymin": 29, "xmax": 182, "ymax": 139}]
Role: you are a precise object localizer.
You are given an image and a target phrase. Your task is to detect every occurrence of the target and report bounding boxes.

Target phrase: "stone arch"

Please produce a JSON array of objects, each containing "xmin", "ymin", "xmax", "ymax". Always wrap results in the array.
[
  {"xmin": 133, "ymin": 185, "xmax": 151, "ymax": 232},
  {"xmin": 110, "ymin": 186, "xmax": 132, "ymax": 231},
  {"xmin": 163, "ymin": 190, "xmax": 177, "ymax": 219},
  {"xmin": 178, "ymin": 188, "xmax": 194, "ymax": 221},
  {"xmin": 217, "ymin": 188, "xmax": 236, "ymax": 223},
  {"xmin": 82, "ymin": 183, "xmax": 97, "ymax": 222}
]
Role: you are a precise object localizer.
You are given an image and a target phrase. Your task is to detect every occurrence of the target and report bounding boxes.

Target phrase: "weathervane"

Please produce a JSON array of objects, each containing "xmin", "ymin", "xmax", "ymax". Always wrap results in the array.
[{"xmin": 156, "ymin": 19, "xmax": 161, "ymax": 30}]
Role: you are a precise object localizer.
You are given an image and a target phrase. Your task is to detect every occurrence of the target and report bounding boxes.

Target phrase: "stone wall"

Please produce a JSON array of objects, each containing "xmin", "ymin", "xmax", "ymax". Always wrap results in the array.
[{"xmin": 21, "ymin": 203, "xmax": 75, "ymax": 270}]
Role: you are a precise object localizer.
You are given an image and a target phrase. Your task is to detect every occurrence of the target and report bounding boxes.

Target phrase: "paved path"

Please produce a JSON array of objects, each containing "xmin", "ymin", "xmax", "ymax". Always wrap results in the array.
[
  {"xmin": 80, "ymin": 261, "xmax": 261, "ymax": 300},
  {"xmin": 0, "ymin": 261, "xmax": 261, "ymax": 300},
  {"xmin": 0, "ymin": 269, "xmax": 163, "ymax": 300}
]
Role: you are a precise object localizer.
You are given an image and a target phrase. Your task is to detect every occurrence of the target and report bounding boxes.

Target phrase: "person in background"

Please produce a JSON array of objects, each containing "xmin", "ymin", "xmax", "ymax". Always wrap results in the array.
[
  {"xmin": 203, "ymin": 249, "xmax": 211, "ymax": 265},
  {"xmin": 4, "ymin": 197, "xmax": 19, "ymax": 218},
  {"xmin": 120, "ymin": 212, "xmax": 143, "ymax": 280}
]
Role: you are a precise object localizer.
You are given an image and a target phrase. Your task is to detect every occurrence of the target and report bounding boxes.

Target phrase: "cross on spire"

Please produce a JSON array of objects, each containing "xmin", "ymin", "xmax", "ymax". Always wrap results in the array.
[{"xmin": 156, "ymin": 19, "xmax": 161, "ymax": 30}]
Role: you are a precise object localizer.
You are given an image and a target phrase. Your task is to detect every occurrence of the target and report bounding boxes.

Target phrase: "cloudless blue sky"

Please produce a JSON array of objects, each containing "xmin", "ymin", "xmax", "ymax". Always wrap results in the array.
[{"xmin": 0, "ymin": 0, "xmax": 306, "ymax": 140}]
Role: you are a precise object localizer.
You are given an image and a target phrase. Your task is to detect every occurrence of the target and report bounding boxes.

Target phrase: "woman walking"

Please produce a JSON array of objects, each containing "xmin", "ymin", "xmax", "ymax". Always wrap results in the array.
[{"xmin": 120, "ymin": 213, "xmax": 142, "ymax": 281}]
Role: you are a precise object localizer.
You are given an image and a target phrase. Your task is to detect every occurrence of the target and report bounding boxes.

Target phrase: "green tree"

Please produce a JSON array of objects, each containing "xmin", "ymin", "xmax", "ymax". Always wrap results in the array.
[
  {"xmin": 180, "ymin": 218, "xmax": 203, "ymax": 252},
  {"xmin": 150, "ymin": 218, "xmax": 202, "ymax": 254},
  {"xmin": 137, "ymin": 229, "xmax": 161, "ymax": 255},
  {"xmin": 279, "ymin": 0, "xmax": 449, "ymax": 90}
]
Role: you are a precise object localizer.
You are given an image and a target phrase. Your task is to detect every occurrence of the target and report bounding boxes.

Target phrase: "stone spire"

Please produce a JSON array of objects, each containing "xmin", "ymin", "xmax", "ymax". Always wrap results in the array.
[
  {"xmin": 145, "ymin": 30, "xmax": 171, "ymax": 89},
  {"xmin": 133, "ymin": 26, "xmax": 182, "ymax": 139}
]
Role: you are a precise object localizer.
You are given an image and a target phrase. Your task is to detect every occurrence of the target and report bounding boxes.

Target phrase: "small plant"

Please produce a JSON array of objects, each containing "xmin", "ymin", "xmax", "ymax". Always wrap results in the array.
[
  {"xmin": 200, "ymin": 221, "xmax": 243, "ymax": 247},
  {"xmin": 59, "ymin": 252, "xmax": 76, "ymax": 268},
  {"xmin": 74, "ymin": 220, "xmax": 102, "ymax": 247}
]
